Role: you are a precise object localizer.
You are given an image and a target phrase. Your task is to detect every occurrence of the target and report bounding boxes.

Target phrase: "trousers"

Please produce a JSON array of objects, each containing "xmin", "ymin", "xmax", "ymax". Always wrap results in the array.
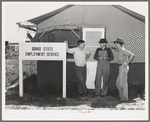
[
  {"xmin": 75, "ymin": 65, "xmax": 87, "ymax": 95},
  {"xmin": 116, "ymin": 65, "xmax": 129, "ymax": 100},
  {"xmin": 95, "ymin": 62, "xmax": 110, "ymax": 96}
]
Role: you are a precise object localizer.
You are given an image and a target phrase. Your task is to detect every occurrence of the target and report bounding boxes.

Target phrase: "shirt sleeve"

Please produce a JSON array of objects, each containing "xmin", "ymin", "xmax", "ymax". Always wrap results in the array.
[
  {"xmin": 94, "ymin": 48, "xmax": 99, "ymax": 60},
  {"xmin": 107, "ymin": 48, "xmax": 114, "ymax": 61},
  {"xmin": 124, "ymin": 50, "xmax": 132, "ymax": 56},
  {"xmin": 67, "ymin": 48, "xmax": 75, "ymax": 54},
  {"xmin": 85, "ymin": 50, "xmax": 90, "ymax": 55}
]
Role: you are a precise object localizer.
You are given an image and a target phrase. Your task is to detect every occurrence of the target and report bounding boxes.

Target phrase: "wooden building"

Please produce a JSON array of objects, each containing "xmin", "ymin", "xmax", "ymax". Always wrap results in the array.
[{"xmin": 18, "ymin": 5, "xmax": 145, "ymax": 97}]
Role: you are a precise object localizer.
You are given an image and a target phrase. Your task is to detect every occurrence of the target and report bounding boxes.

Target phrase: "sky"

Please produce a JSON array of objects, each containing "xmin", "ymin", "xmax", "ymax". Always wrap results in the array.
[{"xmin": 2, "ymin": 2, "xmax": 148, "ymax": 43}]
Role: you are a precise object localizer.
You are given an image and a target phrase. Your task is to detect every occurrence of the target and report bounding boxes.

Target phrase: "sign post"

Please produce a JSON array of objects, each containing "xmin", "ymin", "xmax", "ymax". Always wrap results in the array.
[
  {"xmin": 62, "ymin": 44, "xmax": 66, "ymax": 98},
  {"xmin": 19, "ymin": 42, "xmax": 66, "ymax": 98},
  {"xmin": 19, "ymin": 43, "xmax": 23, "ymax": 97}
]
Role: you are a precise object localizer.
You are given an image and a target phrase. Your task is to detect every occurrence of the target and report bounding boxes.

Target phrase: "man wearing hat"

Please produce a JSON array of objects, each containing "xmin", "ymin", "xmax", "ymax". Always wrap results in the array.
[
  {"xmin": 64, "ymin": 40, "xmax": 90, "ymax": 97},
  {"xmin": 94, "ymin": 38, "xmax": 114, "ymax": 97},
  {"xmin": 106, "ymin": 38, "xmax": 134, "ymax": 101}
]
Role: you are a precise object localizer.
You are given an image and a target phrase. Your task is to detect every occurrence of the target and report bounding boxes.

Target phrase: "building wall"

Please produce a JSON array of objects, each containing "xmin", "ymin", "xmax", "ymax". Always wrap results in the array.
[
  {"xmin": 108, "ymin": 63, "xmax": 145, "ymax": 98},
  {"xmin": 37, "ymin": 61, "xmax": 63, "ymax": 87},
  {"xmin": 37, "ymin": 30, "xmax": 145, "ymax": 97},
  {"xmin": 36, "ymin": 7, "xmax": 145, "ymax": 97},
  {"xmin": 39, "ymin": 29, "xmax": 81, "ymax": 44},
  {"xmin": 37, "ymin": 61, "xmax": 145, "ymax": 98},
  {"xmin": 103, "ymin": 6, "xmax": 145, "ymax": 63},
  {"xmin": 34, "ymin": 6, "xmax": 145, "ymax": 63}
]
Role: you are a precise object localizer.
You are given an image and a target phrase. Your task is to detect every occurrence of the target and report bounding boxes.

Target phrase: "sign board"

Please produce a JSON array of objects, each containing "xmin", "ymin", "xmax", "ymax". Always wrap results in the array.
[
  {"xmin": 19, "ymin": 43, "xmax": 66, "ymax": 98},
  {"xmin": 21, "ymin": 43, "xmax": 64, "ymax": 60}
]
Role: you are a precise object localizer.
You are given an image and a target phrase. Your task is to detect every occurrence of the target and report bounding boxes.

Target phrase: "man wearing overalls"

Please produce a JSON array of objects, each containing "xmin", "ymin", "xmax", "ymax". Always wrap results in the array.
[
  {"xmin": 94, "ymin": 39, "xmax": 114, "ymax": 97},
  {"xmin": 107, "ymin": 38, "xmax": 134, "ymax": 101}
]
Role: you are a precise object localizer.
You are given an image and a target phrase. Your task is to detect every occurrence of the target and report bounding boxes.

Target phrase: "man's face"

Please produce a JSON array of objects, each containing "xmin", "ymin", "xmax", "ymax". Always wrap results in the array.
[
  {"xmin": 115, "ymin": 43, "xmax": 122, "ymax": 49},
  {"xmin": 79, "ymin": 42, "xmax": 85, "ymax": 49},
  {"xmin": 99, "ymin": 43, "xmax": 106, "ymax": 48}
]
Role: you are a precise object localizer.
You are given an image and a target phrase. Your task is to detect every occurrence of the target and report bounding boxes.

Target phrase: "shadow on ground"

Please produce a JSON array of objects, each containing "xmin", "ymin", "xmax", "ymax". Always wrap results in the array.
[
  {"xmin": 6, "ymin": 85, "xmax": 142, "ymax": 109},
  {"xmin": 5, "ymin": 74, "xmax": 145, "ymax": 109}
]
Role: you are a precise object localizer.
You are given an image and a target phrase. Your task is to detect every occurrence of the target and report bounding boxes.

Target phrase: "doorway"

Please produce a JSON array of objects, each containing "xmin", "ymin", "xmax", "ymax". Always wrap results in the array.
[{"xmin": 83, "ymin": 28, "xmax": 105, "ymax": 89}]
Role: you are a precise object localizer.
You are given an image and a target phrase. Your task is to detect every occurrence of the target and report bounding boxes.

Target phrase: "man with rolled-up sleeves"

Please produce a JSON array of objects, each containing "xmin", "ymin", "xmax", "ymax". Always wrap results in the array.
[
  {"xmin": 64, "ymin": 40, "xmax": 90, "ymax": 97},
  {"xmin": 106, "ymin": 38, "xmax": 134, "ymax": 102}
]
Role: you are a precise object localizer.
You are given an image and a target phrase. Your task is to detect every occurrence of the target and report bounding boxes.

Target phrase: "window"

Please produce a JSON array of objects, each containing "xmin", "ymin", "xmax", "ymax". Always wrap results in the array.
[{"xmin": 83, "ymin": 28, "xmax": 105, "ymax": 61}]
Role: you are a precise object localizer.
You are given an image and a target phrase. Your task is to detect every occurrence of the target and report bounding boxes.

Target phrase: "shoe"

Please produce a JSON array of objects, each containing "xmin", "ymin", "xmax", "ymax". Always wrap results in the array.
[{"xmin": 100, "ymin": 95, "xmax": 105, "ymax": 97}]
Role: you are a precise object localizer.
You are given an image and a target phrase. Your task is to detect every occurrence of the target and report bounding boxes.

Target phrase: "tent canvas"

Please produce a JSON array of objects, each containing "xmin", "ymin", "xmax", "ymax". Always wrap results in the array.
[{"xmin": 18, "ymin": 5, "xmax": 145, "ymax": 34}]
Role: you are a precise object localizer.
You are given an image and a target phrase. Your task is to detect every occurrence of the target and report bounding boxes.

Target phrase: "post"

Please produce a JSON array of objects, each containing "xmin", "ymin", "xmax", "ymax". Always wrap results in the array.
[
  {"xmin": 63, "ymin": 43, "xmax": 66, "ymax": 98},
  {"xmin": 70, "ymin": 29, "xmax": 80, "ymax": 39},
  {"xmin": 101, "ymin": 76, "xmax": 103, "ymax": 89},
  {"xmin": 104, "ymin": 28, "xmax": 106, "ymax": 38},
  {"xmin": 19, "ymin": 43, "xmax": 23, "ymax": 97},
  {"xmin": 59, "ymin": 28, "xmax": 61, "ymax": 42}
]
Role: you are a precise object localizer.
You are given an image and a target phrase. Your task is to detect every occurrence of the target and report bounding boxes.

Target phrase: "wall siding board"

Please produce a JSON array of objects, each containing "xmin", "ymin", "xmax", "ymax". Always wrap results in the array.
[{"xmin": 37, "ymin": 61, "xmax": 145, "ymax": 98}]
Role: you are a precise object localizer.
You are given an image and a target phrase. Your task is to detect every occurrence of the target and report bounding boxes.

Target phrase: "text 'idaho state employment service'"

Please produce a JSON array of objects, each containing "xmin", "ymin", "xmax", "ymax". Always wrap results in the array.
[{"xmin": 25, "ymin": 47, "xmax": 59, "ymax": 56}]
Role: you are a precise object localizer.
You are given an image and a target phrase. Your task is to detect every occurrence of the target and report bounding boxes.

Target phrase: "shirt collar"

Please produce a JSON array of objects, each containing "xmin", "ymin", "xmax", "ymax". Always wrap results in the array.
[
  {"xmin": 121, "ymin": 46, "xmax": 125, "ymax": 50},
  {"xmin": 78, "ymin": 47, "xmax": 84, "ymax": 51},
  {"xmin": 100, "ymin": 47, "xmax": 107, "ymax": 50}
]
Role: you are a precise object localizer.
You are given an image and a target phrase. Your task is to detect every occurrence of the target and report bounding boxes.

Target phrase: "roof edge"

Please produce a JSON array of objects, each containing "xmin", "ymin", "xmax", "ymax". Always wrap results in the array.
[
  {"xmin": 27, "ymin": 5, "xmax": 74, "ymax": 25},
  {"xmin": 112, "ymin": 5, "xmax": 145, "ymax": 23}
]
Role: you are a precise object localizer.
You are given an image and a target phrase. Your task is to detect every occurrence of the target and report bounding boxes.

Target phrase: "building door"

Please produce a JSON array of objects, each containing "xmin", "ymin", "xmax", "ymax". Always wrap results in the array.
[{"xmin": 83, "ymin": 28, "xmax": 105, "ymax": 89}]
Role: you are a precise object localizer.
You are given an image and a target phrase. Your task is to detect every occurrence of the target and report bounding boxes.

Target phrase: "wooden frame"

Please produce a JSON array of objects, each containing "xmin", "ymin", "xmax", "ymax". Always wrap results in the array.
[{"xmin": 19, "ymin": 42, "xmax": 66, "ymax": 98}]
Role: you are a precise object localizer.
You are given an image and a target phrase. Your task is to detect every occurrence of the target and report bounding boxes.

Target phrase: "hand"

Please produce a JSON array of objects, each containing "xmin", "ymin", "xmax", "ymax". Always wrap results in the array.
[
  {"xmin": 103, "ymin": 56, "xmax": 108, "ymax": 60},
  {"xmin": 124, "ymin": 62, "xmax": 127, "ymax": 65},
  {"xmin": 64, "ymin": 40, "xmax": 68, "ymax": 51},
  {"xmin": 85, "ymin": 53, "xmax": 90, "ymax": 60},
  {"xmin": 64, "ymin": 40, "xmax": 68, "ymax": 43},
  {"xmin": 102, "ymin": 55, "xmax": 107, "ymax": 60},
  {"xmin": 85, "ymin": 54, "xmax": 88, "ymax": 59},
  {"xmin": 123, "ymin": 62, "xmax": 128, "ymax": 67},
  {"xmin": 98, "ymin": 57, "xmax": 103, "ymax": 60}
]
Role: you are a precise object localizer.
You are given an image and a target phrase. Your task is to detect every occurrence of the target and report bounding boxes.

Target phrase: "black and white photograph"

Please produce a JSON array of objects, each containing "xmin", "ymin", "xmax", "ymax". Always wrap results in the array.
[{"xmin": 2, "ymin": 1, "xmax": 149, "ymax": 121}]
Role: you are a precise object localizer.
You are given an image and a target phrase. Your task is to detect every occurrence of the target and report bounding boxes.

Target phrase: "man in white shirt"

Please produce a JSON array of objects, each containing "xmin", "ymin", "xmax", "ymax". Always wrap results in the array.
[{"xmin": 64, "ymin": 40, "xmax": 90, "ymax": 97}]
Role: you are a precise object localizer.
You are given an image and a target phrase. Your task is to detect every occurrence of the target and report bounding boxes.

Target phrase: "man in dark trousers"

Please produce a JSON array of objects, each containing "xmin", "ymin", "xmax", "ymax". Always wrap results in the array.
[
  {"xmin": 94, "ymin": 38, "xmax": 114, "ymax": 97},
  {"xmin": 64, "ymin": 40, "xmax": 90, "ymax": 97}
]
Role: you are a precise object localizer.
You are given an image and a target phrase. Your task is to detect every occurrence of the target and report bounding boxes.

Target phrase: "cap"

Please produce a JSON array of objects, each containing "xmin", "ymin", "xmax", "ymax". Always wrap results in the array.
[
  {"xmin": 114, "ymin": 38, "xmax": 124, "ymax": 44},
  {"xmin": 99, "ymin": 38, "xmax": 108, "ymax": 43}
]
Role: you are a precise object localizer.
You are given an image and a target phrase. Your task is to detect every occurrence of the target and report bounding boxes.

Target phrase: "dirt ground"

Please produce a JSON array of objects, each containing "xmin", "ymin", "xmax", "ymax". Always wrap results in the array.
[{"xmin": 5, "ymin": 88, "xmax": 145, "ymax": 110}]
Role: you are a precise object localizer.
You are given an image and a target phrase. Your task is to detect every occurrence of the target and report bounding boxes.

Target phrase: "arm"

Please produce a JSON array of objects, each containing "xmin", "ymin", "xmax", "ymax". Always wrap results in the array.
[
  {"xmin": 94, "ymin": 48, "xmax": 99, "ymax": 60},
  {"xmin": 106, "ymin": 42, "xmax": 119, "ymax": 52},
  {"xmin": 85, "ymin": 52, "xmax": 91, "ymax": 61},
  {"xmin": 106, "ymin": 48, "xmax": 114, "ymax": 61},
  {"xmin": 64, "ymin": 40, "xmax": 75, "ymax": 54},
  {"xmin": 111, "ymin": 47, "xmax": 119, "ymax": 52},
  {"xmin": 126, "ymin": 51, "xmax": 134, "ymax": 65}
]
